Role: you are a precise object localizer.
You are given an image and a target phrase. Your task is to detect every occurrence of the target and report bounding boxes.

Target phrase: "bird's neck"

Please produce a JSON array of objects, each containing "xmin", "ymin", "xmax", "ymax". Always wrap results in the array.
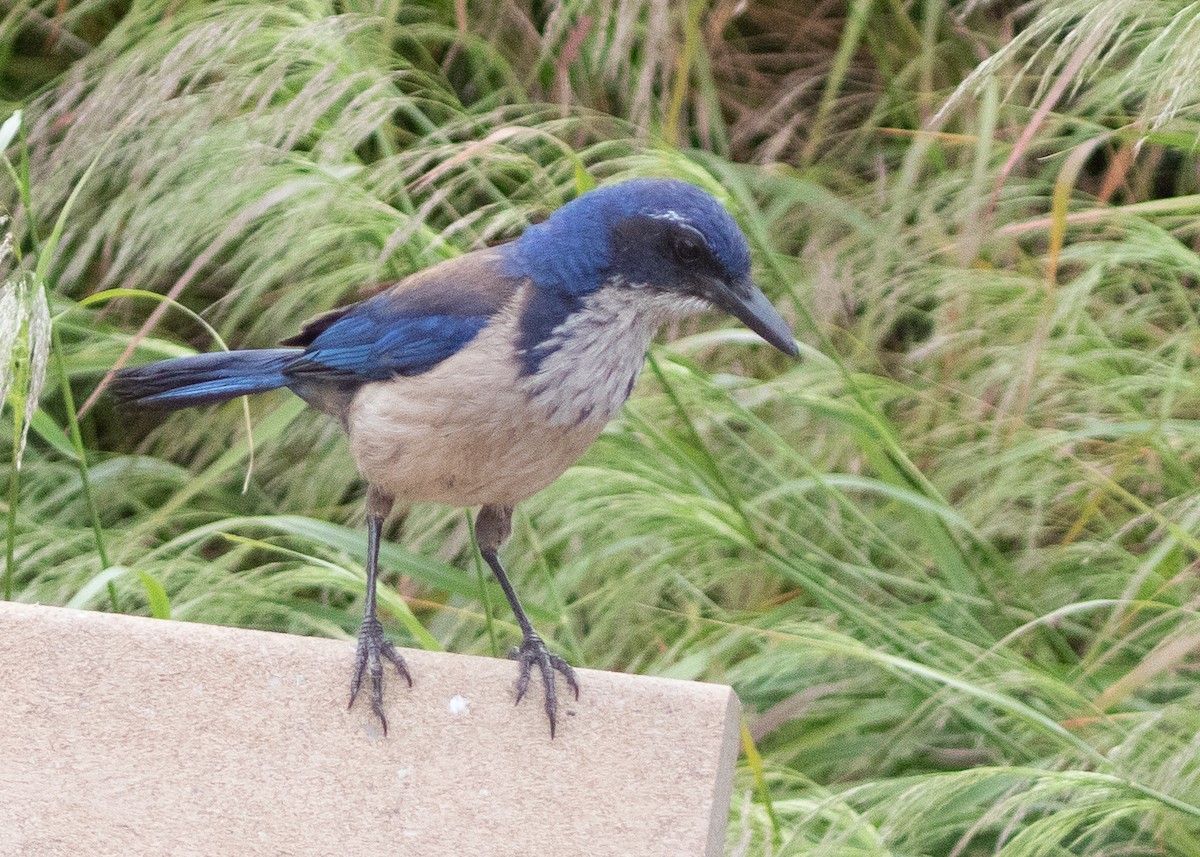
[
  {"xmin": 503, "ymin": 207, "xmax": 615, "ymax": 297},
  {"xmin": 516, "ymin": 282, "xmax": 706, "ymax": 428}
]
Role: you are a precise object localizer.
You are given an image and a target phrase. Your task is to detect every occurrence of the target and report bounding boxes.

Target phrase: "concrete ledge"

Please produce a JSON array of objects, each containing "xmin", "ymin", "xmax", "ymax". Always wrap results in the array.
[{"xmin": 0, "ymin": 601, "xmax": 740, "ymax": 856}]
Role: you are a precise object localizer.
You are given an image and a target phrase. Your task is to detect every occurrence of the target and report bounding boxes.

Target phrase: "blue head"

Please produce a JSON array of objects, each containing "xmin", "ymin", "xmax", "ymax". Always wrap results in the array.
[{"xmin": 506, "ymin": 178, "xmax": 797, "ymax": 355}]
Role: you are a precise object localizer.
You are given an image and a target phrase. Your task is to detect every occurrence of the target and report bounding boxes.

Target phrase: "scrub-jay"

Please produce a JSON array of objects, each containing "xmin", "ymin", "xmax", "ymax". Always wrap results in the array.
[{"xmin": 113, "ymin": 178, "xmax": 797, "ymax": 736}]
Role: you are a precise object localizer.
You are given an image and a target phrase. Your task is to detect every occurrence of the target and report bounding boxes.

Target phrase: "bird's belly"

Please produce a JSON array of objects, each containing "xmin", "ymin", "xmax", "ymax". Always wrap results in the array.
[{"xmin": 346, "ymin": 374, "xmax": 606, "ymax": 507}]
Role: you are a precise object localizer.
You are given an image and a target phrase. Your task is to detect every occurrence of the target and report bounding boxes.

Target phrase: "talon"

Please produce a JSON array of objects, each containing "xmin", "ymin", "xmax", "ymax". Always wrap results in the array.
[
  {"xmin": 382, "ymin": 638, "xmax": 413, "ymax": 687},
  {"xmin": 348, "ymin": 616, "xmax": 412, "ymax": 735},
  {"xmin": 515, "ymin": 665, "xmax": 531, "ymax": 705},
  {"xmin": 553, "ymin": 654, "xmax": 581, "ymax": 700},
  {"xmin": 348, "ymin": 654, "xmax": 366, "ymax": 708},
  {"xmin": 512, "ymin": 633, "xmax": 580, "ymax": 738}
]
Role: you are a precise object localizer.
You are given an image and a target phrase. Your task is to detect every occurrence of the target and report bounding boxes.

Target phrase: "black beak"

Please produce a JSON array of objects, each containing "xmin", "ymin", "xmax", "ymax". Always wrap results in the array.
[{"xmin": 711, "ymin": 276, "xmax": 798, "ymax": 357}]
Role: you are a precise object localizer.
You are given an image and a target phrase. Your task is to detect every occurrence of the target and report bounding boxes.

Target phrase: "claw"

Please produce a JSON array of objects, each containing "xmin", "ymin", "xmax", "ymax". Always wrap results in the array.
[
  {"xmin": 511, "ymin": 633, "xmax": 580, "ymax": 738},
  {"xmin": 348, "ymin": 616, "xmax": 412, "ymax": 735}
]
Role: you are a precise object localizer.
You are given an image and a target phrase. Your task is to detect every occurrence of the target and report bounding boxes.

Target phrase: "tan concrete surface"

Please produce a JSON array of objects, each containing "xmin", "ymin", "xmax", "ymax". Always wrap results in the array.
[{"xmin": 0, "ymin": 600, "xmax": 740, "ymax": 856}]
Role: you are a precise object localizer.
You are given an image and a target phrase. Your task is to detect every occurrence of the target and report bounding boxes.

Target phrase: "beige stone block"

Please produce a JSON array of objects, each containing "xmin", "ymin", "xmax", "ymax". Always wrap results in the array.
[{"xmin": 0, "ymin": 601, "xmax": 740, "ymax": 856}]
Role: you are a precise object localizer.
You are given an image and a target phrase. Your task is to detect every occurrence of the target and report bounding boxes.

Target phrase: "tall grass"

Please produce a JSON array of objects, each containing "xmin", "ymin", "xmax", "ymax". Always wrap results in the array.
[{"xmin": 5, "ymin": 1, "xmax": 1200, "ymax": 853}]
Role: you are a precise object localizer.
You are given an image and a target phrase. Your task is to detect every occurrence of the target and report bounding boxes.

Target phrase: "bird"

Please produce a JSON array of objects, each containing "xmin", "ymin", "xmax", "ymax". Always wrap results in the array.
[{"xmin": 112, "ymin": 177, "xmax": 798, "ymax": 737}]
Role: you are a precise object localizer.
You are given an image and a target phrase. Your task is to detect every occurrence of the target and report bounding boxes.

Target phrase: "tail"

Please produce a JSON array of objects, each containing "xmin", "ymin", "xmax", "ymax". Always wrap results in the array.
[{"xmin": 112, "ymin": 349, "xmax": 300, "ymax": 410}]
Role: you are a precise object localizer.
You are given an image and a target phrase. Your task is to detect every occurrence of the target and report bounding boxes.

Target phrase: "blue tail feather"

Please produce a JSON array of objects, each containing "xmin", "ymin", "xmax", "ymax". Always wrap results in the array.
[{"xmin": 112, "ymin": 349, "xmax": 299, "ymax": 410}]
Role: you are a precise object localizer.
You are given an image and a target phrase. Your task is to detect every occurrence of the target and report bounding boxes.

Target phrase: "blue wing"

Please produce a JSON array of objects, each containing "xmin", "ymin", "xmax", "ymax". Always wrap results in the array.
[
  {"xmin": 289, "ymin": 308, "xmax": 489, "ymax": 380},
  {"xmin": 282, "ymin": 248, "xmax": 519, "ymax": 383}
]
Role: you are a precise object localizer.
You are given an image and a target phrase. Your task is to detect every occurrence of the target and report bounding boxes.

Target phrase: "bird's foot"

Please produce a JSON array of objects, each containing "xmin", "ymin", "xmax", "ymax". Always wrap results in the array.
[
  {"xmin": 348, "ymin": 615, "xmax": 412, "ymax": 735},
  {"xmin": 509, "ymin": 632, "xmax": 579, "ymax": 738}
]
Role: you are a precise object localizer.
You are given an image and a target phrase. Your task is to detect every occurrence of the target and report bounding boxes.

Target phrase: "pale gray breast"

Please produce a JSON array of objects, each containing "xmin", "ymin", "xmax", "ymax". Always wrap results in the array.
[{"xmin": 518, "ymin": 284, "xmax": 709, "ymax": 428}]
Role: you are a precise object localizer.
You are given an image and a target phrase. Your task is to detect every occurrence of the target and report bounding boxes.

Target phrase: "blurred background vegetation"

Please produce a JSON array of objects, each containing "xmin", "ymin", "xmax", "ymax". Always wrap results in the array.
[{"xmin": 6, "ymin": 0, "xmax": 1200, "ymax": 853}]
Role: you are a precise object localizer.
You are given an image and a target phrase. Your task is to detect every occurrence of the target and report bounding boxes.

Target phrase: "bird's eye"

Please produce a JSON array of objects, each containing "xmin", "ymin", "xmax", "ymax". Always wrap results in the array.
[{"xmin": 672, "ymin": 231, "xmax": 706, "ymax": 265}]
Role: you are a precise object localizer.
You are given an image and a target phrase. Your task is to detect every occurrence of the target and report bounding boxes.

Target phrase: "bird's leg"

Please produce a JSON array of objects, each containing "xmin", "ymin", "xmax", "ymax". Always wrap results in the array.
[
  {"xmin": 348, "ymin": 486, "xmax": 411, "ymax": 734},
  {"xmin": 475, "ymin": 504, "xmax": 579, "ymax": 738}
]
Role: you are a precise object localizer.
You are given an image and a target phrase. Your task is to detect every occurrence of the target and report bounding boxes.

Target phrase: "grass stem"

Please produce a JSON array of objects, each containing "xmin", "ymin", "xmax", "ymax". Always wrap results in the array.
[{"xmin": 52, "ymin": 327, "xmax": 116, "ymax": 611}]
